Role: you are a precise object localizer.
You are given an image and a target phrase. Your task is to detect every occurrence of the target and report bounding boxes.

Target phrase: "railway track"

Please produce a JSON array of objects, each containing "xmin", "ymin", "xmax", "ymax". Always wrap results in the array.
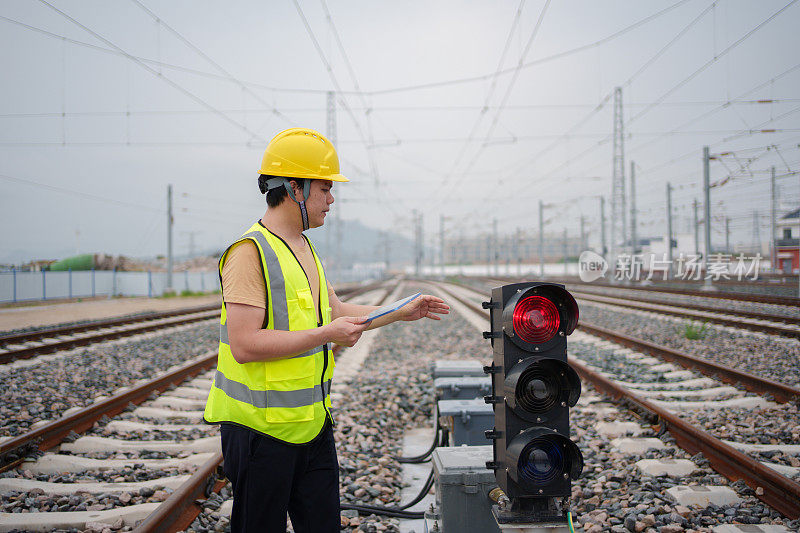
[
  {"xmin": 432, "ymin": 280, "xmax": 800, "ymax": 519},
  {"xmin": 548, "ymin": 277, "xmax": 800, "ymax": 306},
  {"xmin": 569, "ymin": 290, "xmax": 800, "ymax": 338},
  {"xmin": 0, "ymin": 280, "xmax": 394, "ymax": 532},
  {"xmin": 0, "ymin": 306, "xmax": 220, "ymax": 365},
  {"xmin": 572, "ymin": 279, "xmax": 800, "ymax": 307},
  {"xmin": 0, "ymin": 283, "xmax": 381, "ymax": 366}
]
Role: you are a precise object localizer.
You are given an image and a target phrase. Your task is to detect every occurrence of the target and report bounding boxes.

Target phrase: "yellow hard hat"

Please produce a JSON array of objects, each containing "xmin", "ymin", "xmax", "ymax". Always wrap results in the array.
[{"xmin": 258, "ymin": 127, "xmax": 348, "ymax": 182}]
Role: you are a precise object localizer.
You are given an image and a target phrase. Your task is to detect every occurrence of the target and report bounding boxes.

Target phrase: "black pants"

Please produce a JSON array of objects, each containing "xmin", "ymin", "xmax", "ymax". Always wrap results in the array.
[{"xmin": 220, "ymin": 422, "xmax": 340, "ymax": 533}]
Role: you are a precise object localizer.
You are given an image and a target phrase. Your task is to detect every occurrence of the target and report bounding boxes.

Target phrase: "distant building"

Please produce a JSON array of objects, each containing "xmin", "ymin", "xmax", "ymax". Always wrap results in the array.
[
  {"xmin": 775, "ymin": 208, "xmax": 799, "ymax": 273},
  {"xmin": 444, "ymin": 232, "xmax": 584, "ymax": 265}
]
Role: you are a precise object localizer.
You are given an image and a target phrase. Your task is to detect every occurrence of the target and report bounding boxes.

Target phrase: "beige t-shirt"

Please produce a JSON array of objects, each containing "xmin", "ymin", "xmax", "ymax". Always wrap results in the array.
[{"xmin": 221, "ymin": 240, "xmax": 267, "ymax": 309}]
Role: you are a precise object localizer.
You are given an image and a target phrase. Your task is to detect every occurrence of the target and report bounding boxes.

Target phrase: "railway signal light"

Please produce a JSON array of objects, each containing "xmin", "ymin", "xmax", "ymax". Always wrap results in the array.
[{"xmin": 483, "ymin": 282, "xmax": 583, "ymax": 522}]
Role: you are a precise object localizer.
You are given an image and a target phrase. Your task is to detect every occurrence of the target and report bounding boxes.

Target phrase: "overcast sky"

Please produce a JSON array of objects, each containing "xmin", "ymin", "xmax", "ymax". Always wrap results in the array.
[{"xmin": 1, "ymin": 0, "xmax": 799, "ymax": 264}]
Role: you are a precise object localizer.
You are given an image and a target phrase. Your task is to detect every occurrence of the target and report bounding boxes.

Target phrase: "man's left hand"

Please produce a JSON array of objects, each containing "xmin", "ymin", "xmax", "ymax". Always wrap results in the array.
[{"xmin": 398, "ymin": 295, "xmax": 450, "ymax": 322}]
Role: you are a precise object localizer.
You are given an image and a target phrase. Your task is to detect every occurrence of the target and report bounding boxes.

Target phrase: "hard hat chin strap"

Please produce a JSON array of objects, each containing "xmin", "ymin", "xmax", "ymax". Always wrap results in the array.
[{"xmin": 263, "ymin": 177, "xmax": 312, "ymax": 231}]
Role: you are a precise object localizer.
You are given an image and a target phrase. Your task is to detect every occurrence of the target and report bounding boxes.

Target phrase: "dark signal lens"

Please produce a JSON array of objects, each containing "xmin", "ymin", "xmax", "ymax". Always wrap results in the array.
[
  {"xmin": 518, "ymin": 437, "xmax": 563, "ymax": 485},
  {"xmin": 512, "ymin": 296, "xmax": 560, "ymax": 344}
]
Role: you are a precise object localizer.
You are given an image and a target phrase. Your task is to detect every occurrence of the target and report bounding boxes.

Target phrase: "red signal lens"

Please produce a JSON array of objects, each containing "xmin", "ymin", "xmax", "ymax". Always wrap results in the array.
[{"xmin": 512, "ymin": 296, "xmax": 560, "ymax": 344}]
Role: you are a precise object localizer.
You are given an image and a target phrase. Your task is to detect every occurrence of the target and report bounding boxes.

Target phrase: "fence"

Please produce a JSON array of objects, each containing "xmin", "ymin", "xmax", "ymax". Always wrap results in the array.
[{"xmin": 0, "ymin": 269, "xmax": 220, "ymax": 303}]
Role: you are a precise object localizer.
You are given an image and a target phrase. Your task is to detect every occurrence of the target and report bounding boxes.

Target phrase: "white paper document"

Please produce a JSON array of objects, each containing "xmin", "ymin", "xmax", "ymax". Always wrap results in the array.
[{"xmin": 358, "ymin": 292, "xmax": 422, "ymax": 324}]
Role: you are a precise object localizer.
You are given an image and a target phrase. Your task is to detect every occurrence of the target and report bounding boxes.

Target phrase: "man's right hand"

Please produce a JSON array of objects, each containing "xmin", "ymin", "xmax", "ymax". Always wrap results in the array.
[{"xmin": 325, "ymin": 316, "xmax": 371, "ymax": 347}]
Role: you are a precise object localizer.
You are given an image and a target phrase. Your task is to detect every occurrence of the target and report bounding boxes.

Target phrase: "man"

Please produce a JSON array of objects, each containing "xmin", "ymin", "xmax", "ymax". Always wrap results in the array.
[{"xmin": 203, "ymin": 127, "xmax": 449, "ymax": 532}]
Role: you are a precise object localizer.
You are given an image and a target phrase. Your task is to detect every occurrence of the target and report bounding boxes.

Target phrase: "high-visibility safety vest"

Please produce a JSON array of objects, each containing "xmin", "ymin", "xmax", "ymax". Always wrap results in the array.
[{"xmin": 204, "ymin": 221, "xmax": 334, "ymax": 444}]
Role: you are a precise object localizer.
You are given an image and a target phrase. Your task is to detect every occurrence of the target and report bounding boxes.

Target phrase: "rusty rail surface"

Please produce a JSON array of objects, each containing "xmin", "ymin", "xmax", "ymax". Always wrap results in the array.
[
  {"xmin": 572, "ymin": 291, "xmax": 799, "ymax": 338},
  {"xmin": 433, "ymin": 280, "xmax": 800, "ymax": 518},
  {"xmin": 571, "ymin": 358, "xmax": 800, "ymax": 519},
  {"xmin": 133, "ymin": 452, "xmax": 225, "ymax": 533},
  {"xmin": 0, "ymin": 304, "xmax": 219, "ymax": 346},
  {"xmin": 0, "ymin": 283, "xmax": 381, "ymax": 365},
  {"xmin": 576, "ymin": 322, "xmax": 800, "ymax": 403},
  {"xmin": 484, "ymin": 275, "xmax": 800, "ymax": 307},
  {"xmin": 0, "ymin": 351, "xmax": 217, "ymax": 473},
  {"xmin": 566, "ymin": 280, "xmax": 800, "ymax": 307},
  {"xmin": 569, "ymin": 289, "xmax": 800, "ymax": 326},
  {"xmin": 0, "ymin": 308, "xmax": 219, "ymax": 364}
]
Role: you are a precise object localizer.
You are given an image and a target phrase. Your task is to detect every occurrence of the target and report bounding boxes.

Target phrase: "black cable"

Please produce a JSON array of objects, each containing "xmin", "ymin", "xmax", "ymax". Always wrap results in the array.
[
  {"xmin": 396, "ymin": 408, "xmax": 440, "ymax": 463},
  {"xmin": 340, "ymin": 503, "xmax": 425, "ymax": 519},
  {"xmin": 339, "ymin": 468, "xmax": 434, "ymax": 519},
  {"xmin": 396, "ymin": 428, "xmax": 438, "ymax": 464},
  {"xmin": 397, "ymin": 468, "xmax": 435, "ymax": 510}
]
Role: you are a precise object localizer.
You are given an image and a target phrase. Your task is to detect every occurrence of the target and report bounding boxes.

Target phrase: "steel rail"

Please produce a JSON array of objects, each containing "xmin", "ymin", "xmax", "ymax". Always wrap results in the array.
[
  {"xmin": 0, "ymin": 304, "xmax": 219, "ymax": 347},
  {"xmin": 576, "ymin": 322, "xmax": 800, "ymax": 402},
  {"xmin": 0, "ymin": 309, "xmax": 219, "ymax": 364},
  {"xmin": 571, "ymin": 358, "xmax": 800, "ymax": 519},
  {"xmin": 0, "ymin": 283, "xmax": 373, "ymax": 363},
  {"xmin": 567, "ymin": 280, "xmax": 800, "ymax": 307},
  {"xmin": 0, "ymin": 350, "xmax": 217, "ymax": 473},
  {"xmin": 432, "ymin": 280, "xmax": 800, "ymax": 519},
  {"xmin": 132, "ymin": 280, "xmax": 399, "ymax": 533},
  {"xmin": 571, "ymin": 291, "xmax": 799, "ymax": 338},
  {"xmin": 569, "ymin": 288, "xmax": 800, "ymax": 327},
  {"xmin": 485, "ymin": 275, "xmax": 800, "ymax": 307},
  {"xmin": 132, "ymin": 451, "xmax": 226, "ymax": 533}
]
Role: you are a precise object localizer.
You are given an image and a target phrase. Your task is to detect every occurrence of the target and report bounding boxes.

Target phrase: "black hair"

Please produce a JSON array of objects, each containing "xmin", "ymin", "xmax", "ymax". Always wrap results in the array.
[{"xmin": 260, "ymin": 175, "xmax": 306, "ymax": 208}]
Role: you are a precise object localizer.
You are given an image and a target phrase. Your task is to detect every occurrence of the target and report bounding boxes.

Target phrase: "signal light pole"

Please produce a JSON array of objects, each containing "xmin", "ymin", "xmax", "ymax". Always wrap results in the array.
[
  {"xmin": 703, "ymin": 146, "xmax": 713, "ymax": 289},
  {"xmin": 166, "ymin": 184, "xmax": 173, "ymax": 291},
  {"xmin": 538, "ymin": 201, "xmax": 545, "ymax": 278},
  {"xmin": 483, "ymin": 282, "xmax": 583, "ymax": 528},
  {"xmin": 600, "ymin": 196, "xmax": 607, "ymax": 257},
  {"xmin": 666, "ymin": 182, "xmax": 673, "ymax": 279}
]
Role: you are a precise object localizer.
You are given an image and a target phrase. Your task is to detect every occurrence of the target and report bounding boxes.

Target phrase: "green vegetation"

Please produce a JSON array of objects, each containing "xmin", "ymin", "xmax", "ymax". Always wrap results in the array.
[
  {"xmin": 160, "ymin": 289, "xmax": 218, "ymax": 299},
  {"xmin": 683, "ymin": 322, "xmax": 709, "ymax": 340}
]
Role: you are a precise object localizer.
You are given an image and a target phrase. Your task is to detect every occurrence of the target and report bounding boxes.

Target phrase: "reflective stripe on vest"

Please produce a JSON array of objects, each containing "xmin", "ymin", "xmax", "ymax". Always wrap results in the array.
[
  {"xmin": 213, "ymin": 369, "xmax": 331, "ymax": 409},
  {"xmin": 239, "ymin": 230, "xmax": 290, "ymax": 330}
]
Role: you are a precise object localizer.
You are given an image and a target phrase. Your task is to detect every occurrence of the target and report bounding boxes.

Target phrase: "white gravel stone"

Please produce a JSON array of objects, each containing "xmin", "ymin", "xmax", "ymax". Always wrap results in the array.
[
  {"xmin": 61, "ymin": 435, "xmax": 220, "ymax": 453},
  {"xmin": 712, "ymin": 525, "xmax": 791, "ymax": 532},
  {"xmin": 0, "ymin": 502, "xmax": 160, "ymax": 532},
  {"xmin": 666, "ymin": 485, "xmax": 741, "ymax": 507},
  {"xmin": 131, "ymin": 406, "xmax": 205, "ymax": 421},
  {"xmin": 596, "ymin": 421, "xmax": 645, "ymax": 438},
  {"xmin": 0, "ymin": 474, "xmax": 188, "ymax": 494},
  {"xmin": 635, "ymin": 458, "xmax": 698, "ymax": 476},
  {"xmin": 648, "ymin": 396, "xmax": 776, "ymax": 411},
  {"xmin": 23, "ymin": 451, "xmax": 214, "ymax": 474},
  {"xmin": 610, "ymin": 437, "xmax": 668, "ymax": 453}
]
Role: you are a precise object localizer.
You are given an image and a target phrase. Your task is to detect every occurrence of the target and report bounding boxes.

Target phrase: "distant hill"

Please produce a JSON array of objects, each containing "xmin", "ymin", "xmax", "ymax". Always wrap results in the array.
[{"xmin": 307, "ymin": 218, "xmax": 422, "ymax": 270}]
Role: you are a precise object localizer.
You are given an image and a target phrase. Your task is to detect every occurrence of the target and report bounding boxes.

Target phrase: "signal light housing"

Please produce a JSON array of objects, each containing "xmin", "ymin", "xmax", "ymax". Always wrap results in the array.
[
  {"xmin": 504, "ymin": 358, "xmax": 581, "ymax": 421},
  {"xmin": 484, "ymin": 282, "xmax": 582, "ymax": 519},
  {"xmin": 507, "ymin": 428, "xmax": 583, "ymax": 491}
]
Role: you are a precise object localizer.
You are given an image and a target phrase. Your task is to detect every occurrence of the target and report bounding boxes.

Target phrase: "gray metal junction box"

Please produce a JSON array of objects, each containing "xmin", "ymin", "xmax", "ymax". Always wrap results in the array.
[
  {"xmin": 438, "ymin": 398, "xmax": 494, "ymax": 447},
  {"xmin": 432, "ymin": 445, "xmax": 500, "ymax": 533},
  {"xmin": 434, "ymin": 376, "xmax": 492, "ymax": 401},
  {"xmin": 432, "ymin": 359, "xmax": 487, "ymax": 379}
]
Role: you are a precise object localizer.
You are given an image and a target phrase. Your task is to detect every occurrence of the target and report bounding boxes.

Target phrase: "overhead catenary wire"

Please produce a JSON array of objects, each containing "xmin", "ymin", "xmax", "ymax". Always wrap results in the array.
[
  {"xmin": 446, "ymin": 0, "xmax": 552, "ymax": 189},
  {"xmin": 442, "ymin": 0, "xmax": 527, "ymax": 185},
  {"xmin": 35, "ymin": 0, "xmax": 274, "ymax": 145},
  {"xmin": 627, "ymin": 0, "xmax": 800, "ymax": 126},
  {"xmin": 128, "ymin": 0, "xmax": 295, "ymax": 135},
  {"xmin": 0, "ymin": 0, "xmax": 692, "ymax": 98},
  {"xmin": 0, "ymin": 173, "xmax": 162, "ymax": 213},
  {"xmin": 496, "ymin": 0, "xmax": 748, "ymax": 183},
  {"xmin": 291, "ymin": 0, "xmax": 381, "ymax": 187}
]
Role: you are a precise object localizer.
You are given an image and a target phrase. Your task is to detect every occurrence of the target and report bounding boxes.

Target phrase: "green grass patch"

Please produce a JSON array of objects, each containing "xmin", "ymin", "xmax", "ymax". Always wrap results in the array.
[{"xmin": 683, "ymin": 322, "xmax": 709, "ymax": 340}]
